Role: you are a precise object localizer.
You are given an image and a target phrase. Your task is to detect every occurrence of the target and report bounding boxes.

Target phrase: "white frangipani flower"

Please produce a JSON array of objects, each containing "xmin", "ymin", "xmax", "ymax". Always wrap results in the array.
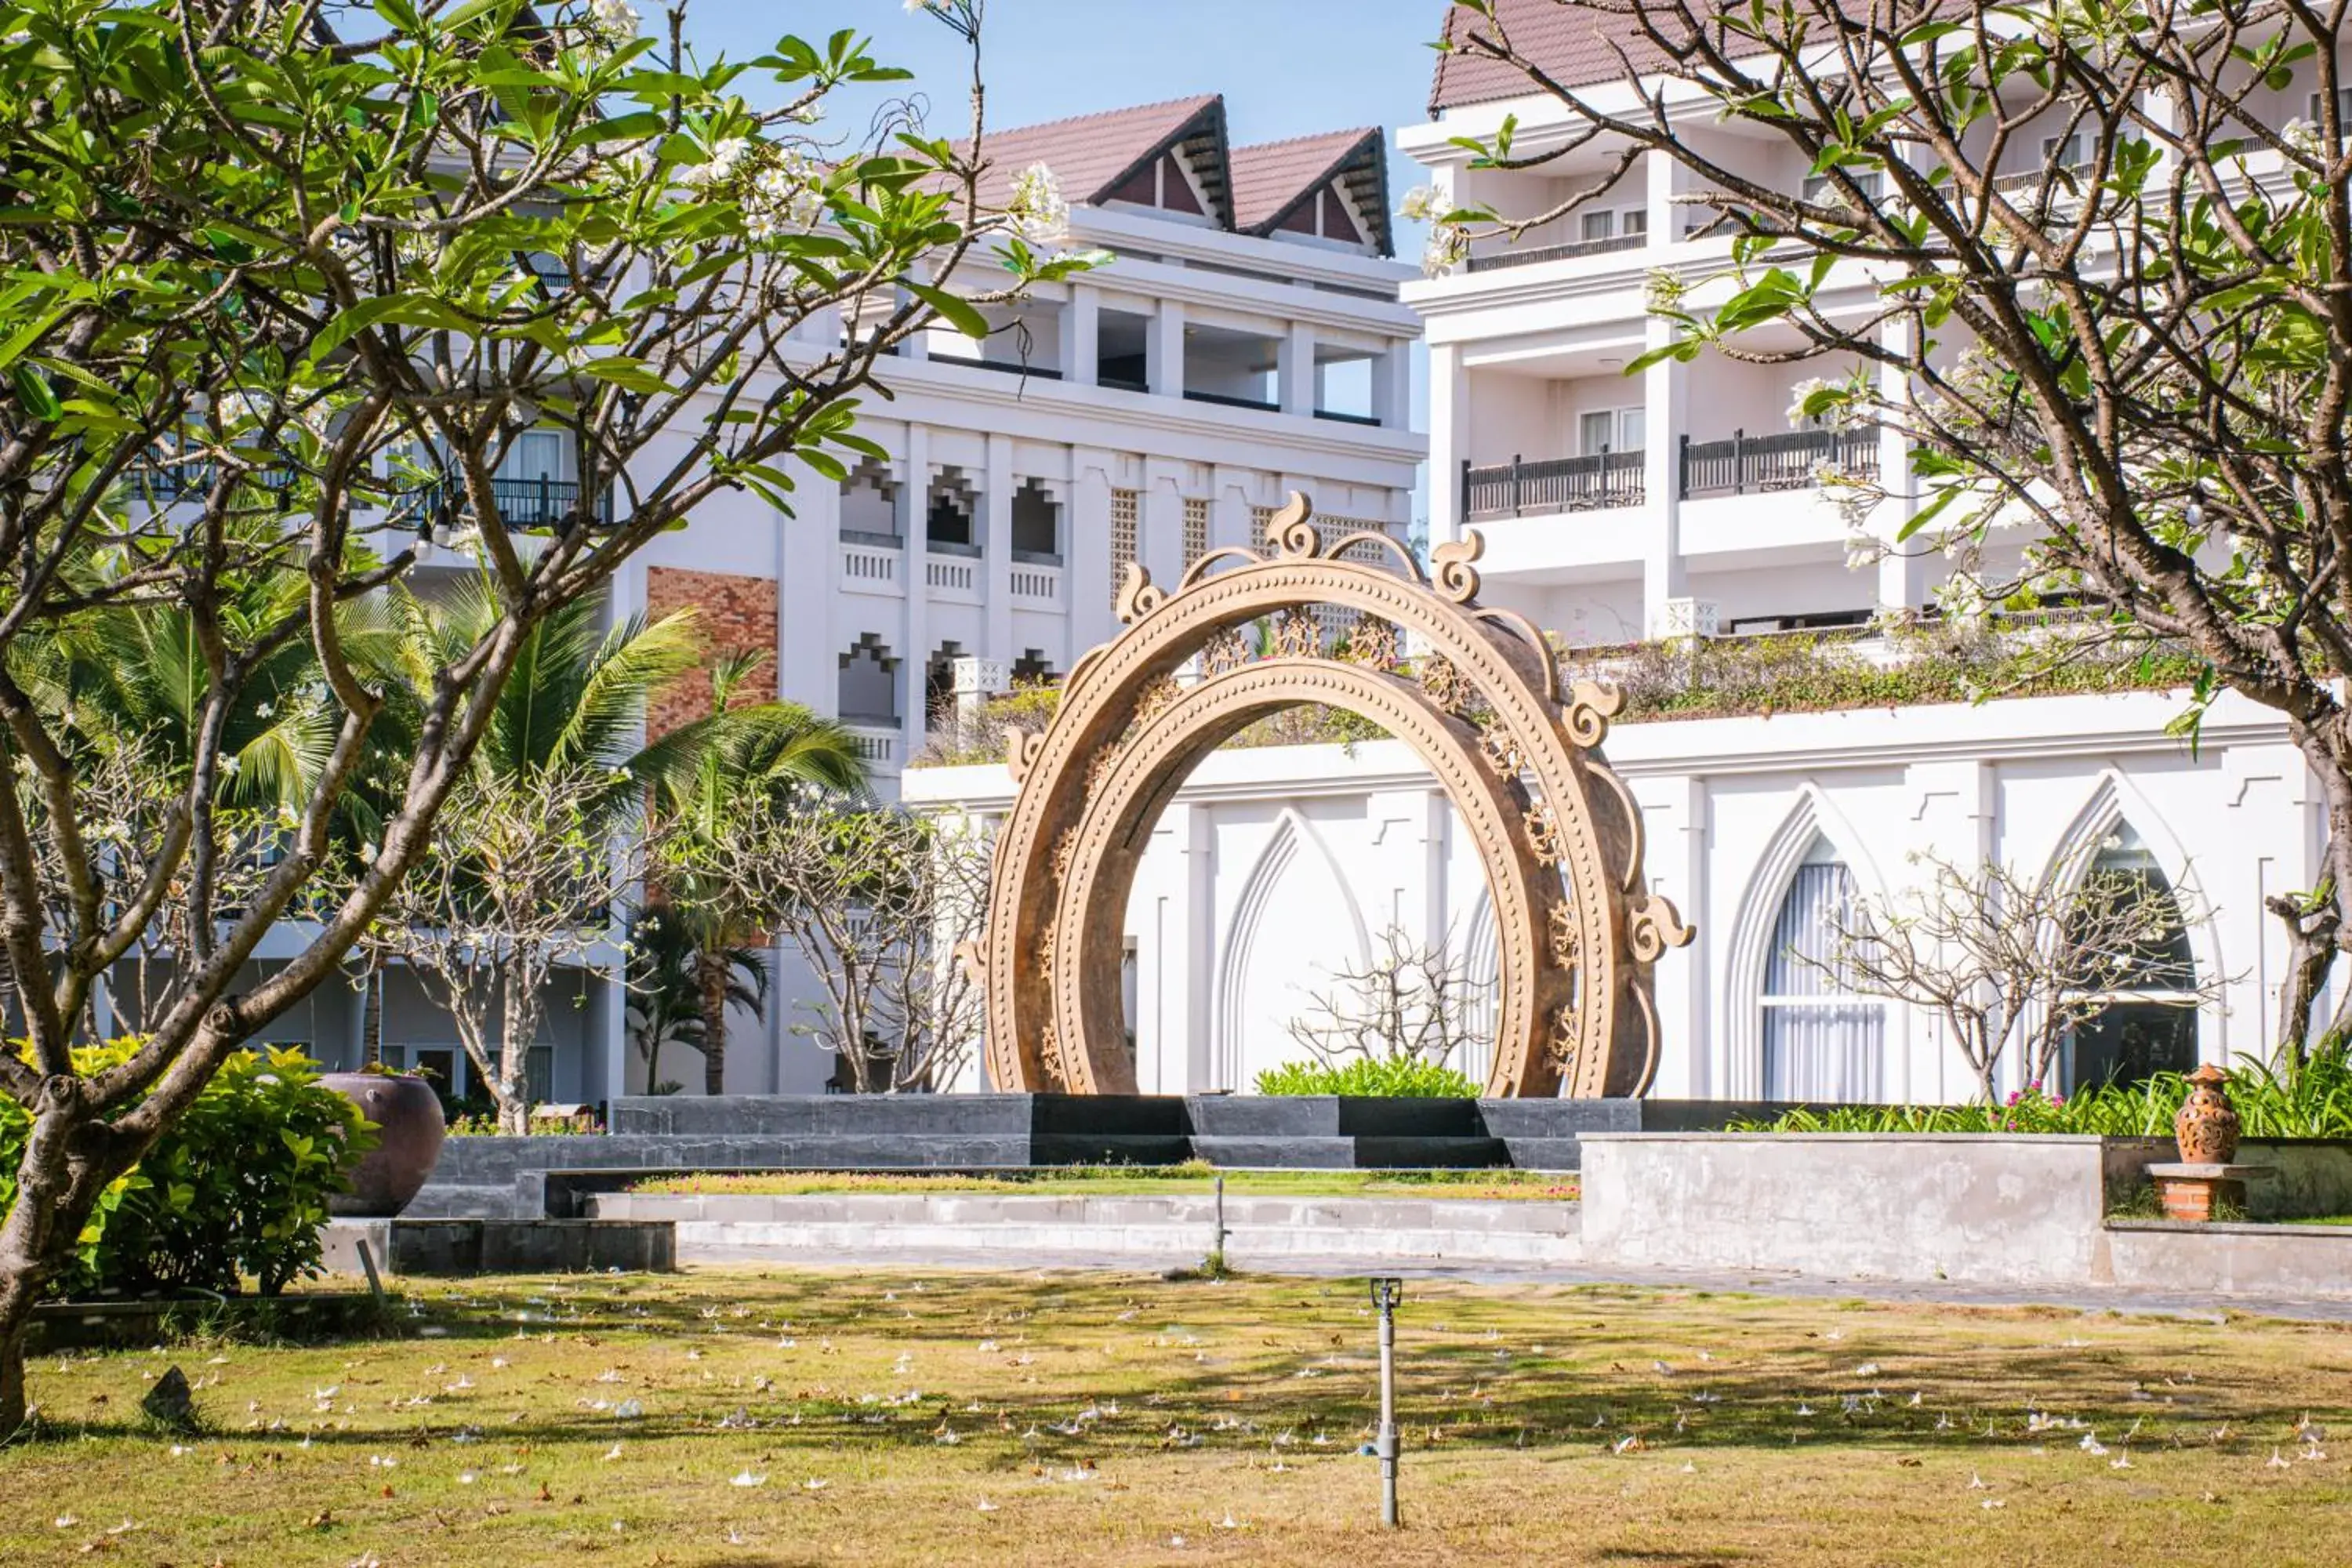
[{"xmin": 1007, "ymin": 162, "xmax": 1069, "ymax": 243}]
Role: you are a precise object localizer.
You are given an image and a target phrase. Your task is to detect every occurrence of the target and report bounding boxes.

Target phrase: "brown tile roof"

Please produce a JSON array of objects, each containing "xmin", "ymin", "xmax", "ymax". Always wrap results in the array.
[
  {"xmin": 1230, "ymin": 129, "xmax": 1393, "ymax": 256},
  {"xmin": 960, "ymin": 94, "xmax": 1228, "ymax": 211},
  {"xmin": 1429, "ymin": 0, "xmax": 1668, "ymax": 113}
]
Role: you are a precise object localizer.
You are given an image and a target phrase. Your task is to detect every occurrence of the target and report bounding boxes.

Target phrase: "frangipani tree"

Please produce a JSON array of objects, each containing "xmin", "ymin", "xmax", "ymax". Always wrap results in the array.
[
  {"xmin": 1437, "ymin": 0, "xmax": 2352, "ymax": 1041},
  {"xmin": 0, "ymin": 0, "xmax": 1086, "ymax": 1428}
]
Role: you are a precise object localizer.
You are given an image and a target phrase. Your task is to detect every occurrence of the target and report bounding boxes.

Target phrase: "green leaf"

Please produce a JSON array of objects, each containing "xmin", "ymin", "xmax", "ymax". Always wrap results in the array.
[{"xmin": 904, "ymin": 281, "xmax": 988, "ymax": 339}]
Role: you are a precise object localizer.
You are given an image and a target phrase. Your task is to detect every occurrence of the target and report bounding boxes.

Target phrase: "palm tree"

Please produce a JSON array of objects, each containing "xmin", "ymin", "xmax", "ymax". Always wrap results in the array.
[
  {"xmin": 623, "ymin": 910, "xmax": 768, "ymax": 1092},
  {"xmin": 641, "ymin": 653, "xmax": 865, "ymax": 1095}
]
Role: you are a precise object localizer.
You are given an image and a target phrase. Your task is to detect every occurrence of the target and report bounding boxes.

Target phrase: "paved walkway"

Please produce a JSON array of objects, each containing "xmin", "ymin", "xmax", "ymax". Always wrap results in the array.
[{"xmin": 695, "ymin": 1247, "xmax": 2352, "ymax": 1325}]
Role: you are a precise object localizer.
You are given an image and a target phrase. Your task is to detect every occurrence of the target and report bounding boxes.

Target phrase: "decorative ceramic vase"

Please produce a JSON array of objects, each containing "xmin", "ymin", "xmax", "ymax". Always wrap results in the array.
[
  {"xmin": 2172, "ymin": 1063, "xmax": 2241, "ymax": 1166},
  {"xmin": 321, "ymin": 1072, "xmax": 448, "ymax": 1217}
]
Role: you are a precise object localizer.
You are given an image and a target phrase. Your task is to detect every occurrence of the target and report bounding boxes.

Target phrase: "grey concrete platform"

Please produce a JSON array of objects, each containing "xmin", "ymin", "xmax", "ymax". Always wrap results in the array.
[
  {"xmin": 408, "ymin": 1095, "xmax": 1806, "ymax": 1218},
  {"xmin": 321, "ymin": 1217, "xmax": 674, "ymax": 1276}
]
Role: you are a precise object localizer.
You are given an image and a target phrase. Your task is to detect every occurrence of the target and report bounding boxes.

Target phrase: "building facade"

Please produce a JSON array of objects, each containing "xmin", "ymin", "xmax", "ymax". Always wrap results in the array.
[{"xmin": 619, "ymin": 95, "xmax": 1422, "ymax": 788}]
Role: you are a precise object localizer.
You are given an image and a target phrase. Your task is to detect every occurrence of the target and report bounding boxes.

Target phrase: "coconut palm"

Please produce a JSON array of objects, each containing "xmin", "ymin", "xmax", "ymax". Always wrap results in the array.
[
  {"xmin": 623, "ymin": 909, "xmax": 770, "ymax": 1093},
  {"xmin": 641, "ymin": 653, "xmax": 865, "ymax": 1095}
]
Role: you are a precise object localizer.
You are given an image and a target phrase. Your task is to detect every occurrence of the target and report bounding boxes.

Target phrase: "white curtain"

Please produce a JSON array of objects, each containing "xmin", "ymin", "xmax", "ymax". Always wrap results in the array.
[{"xmin": 1762, "ymin": 860, "xmax": 1885, "ymax": 1102}]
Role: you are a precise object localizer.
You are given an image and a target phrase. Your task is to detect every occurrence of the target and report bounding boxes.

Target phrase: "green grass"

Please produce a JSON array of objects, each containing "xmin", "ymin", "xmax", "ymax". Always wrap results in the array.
[
  {"xmin": 4, "ymin": 1268, "xmax": 2348, "ymax": 1566},
  {"xmin": 626, "ymin": 1163, "xmax": 1579, "ymax": 1201}
]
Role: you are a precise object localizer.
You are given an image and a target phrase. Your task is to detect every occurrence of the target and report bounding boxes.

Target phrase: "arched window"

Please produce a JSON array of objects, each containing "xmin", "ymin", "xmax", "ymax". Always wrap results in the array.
[
  {"xmin": 2063, "ymin": 822, "xmax": 2198, "ymax": 1091},
  {"xmin": 1760, "ymin": 837, "xmax": 1885, "ymax": 1102}
]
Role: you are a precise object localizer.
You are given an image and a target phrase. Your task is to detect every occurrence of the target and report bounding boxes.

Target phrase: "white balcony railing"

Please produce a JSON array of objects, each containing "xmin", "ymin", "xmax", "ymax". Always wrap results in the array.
[
  {"xmin": 845, "ymin": 724, "xmax": 900, "ymax": 772},
  {"xmin": 926, "ymin": 554, "xmax": 982, "ymax": 603},
  {"xmin": 1009, "ymin": 561, "xmax": 1062, "ymax": 604},
  {"xmin": 840, "ymin": 538, "xmax": 903, "ymax": 595}
]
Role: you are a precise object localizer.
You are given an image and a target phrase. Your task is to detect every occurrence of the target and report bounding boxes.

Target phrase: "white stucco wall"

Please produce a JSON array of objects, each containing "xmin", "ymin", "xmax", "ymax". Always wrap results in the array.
[{"xmin": 906, "ymin": 687, "xmax": 2319, "ymax": 1101}]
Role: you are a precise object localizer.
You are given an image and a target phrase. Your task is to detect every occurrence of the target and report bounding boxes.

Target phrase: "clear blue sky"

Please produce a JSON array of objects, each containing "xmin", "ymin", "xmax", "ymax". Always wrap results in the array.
[{"xmin": 688, "ymin": 1, "xmax": 1447, "ymax": 519}]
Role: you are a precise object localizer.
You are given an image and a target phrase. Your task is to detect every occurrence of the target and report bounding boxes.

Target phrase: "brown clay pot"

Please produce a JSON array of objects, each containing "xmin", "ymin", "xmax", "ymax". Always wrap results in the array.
[
  {"xmin": 2173, "ymin": 1062, "xmax": 2241, "ymax": 1166},
  {"xmin": 321, "ymin": 1072, "xmax": 448, "ymax": 1217}
]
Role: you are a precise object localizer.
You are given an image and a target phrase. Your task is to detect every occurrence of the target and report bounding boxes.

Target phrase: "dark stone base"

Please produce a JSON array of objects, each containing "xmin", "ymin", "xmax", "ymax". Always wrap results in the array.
[{"xmin": 410, "ymin": 1097, "xmax": 1811, "ymax": 1218}]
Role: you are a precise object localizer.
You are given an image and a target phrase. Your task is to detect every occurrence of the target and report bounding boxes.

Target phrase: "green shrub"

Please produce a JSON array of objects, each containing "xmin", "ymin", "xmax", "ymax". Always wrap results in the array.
[
  {"xmin": 1254, "ymin": 1057, "xmax": 1479, "ymax": 1098},
  {"xmin": 0, "ymin": 1043, "xmax": 375, "ymax": 1298},
  {"xmin": 1733, "ymin": 1055, "xmax": 2352, "ymax": 1139}
]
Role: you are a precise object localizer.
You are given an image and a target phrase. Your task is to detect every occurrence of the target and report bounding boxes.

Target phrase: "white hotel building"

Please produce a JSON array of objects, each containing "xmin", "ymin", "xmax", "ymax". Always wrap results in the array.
[
  {"xmin": 621, "ymin": 95, "xmax": 1424, "ymax": 786},
  {"xmin": 911, "ymin": 5, "xmax": 2332, "ymax": 1106}
]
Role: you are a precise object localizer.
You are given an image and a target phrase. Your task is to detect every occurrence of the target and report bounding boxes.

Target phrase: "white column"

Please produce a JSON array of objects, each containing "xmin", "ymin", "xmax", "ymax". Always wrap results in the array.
[
  {"xmin": 1178, "ymin": 802, "xmax": 1214, "ymax": 1094},
  {"xmin": 1875, "ymin": 318, "xmax": 1927, "ymax": 612},
  {"xmin": 1210, "ymin": 467, "xmax": 1254, "ymax": 551},
  {"xmin": 1140, "ymin": 460, "xmax": 1185, "ymax": 590},
  {"xmin": 1278, "ymin": 321, "xmax": 1316, "ymax": 416},
  {"xmin": 1642, "ymin": 146, "xmax": 1691, "ymax": 637},
  {"xmin": 983, "ymin": 432, "xmax": 1014, "ymax": 658},
  {"xmin": 1644, "ymin": 143, "xmax": 1677, "ymax": 246},
  {"xmin": 1641, "ymin": 325, "xmax": 1690, "ymax": 637},
  {"xmin": 898, "ymin": 426, "xmax": 931, "ymax": 757},
  {"xmin": 1062, "ymin": 284, "xmax": 1099, "ymax": 387},
  {"xmin": 1428, "ymin": 341, "xmax": 1468, "ymax": 548},
  {"xmin": 779, "ymin": 458, "xmax": 836, "ymax": 713},
  {"xmin": 1148, "ymin": 298, "xmax": 1185, "ymax": 397},
  {"xmin": 1372, "ymin": 342, "xmax": 1412, "ymax": 430},
  {"xmin": 1068, "ymin": 450, "xmax": 1116, "ymax": 660}
]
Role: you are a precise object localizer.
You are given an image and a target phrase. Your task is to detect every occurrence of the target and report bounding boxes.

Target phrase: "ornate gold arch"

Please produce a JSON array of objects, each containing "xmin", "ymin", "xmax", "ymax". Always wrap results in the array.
[{"xmin": 967, "ymin": 493, "xmax": 1692, "ymax": 1098}]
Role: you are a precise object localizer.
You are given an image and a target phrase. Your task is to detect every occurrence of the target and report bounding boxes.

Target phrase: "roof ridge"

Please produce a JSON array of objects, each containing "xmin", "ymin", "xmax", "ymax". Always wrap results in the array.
[
  {"xmin": 981, "ymin": 92, "xmax": 1221, "ymax": 144},
  {"xmin": 1229, "ymin": 126, "xmax": 1380, "ymax": 154}
]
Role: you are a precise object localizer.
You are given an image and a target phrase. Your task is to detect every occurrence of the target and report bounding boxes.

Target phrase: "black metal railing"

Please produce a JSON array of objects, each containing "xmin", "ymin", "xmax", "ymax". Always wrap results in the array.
[
  {"xmin": 1314, "ymin": 408, "xmax": 1382, "ymax": 427},
  {"xmin": 1182, "ymin": 388, "xmax": 1279, "ymax": 412},
  {"xmin": 416, "ymin": 475, "xmax": 614, "ymax": 529},
  {"xmin": 949, "ymin": 357, "xmax": 1063, "ymax": 381},
  {"xmin": 1462, "ymin": 449, "xmax": 1646, "ymax": 519},
  {"xmin": 133, "ymin": 461, "xmax": 299, "ymax": 500},
  {"xmin": 1679, "ymin": 426, "xmax": 1882, "ymax": 499},
  {"xmin": 1465, "ymin": 232, "xmax": 1645, "ymax": 273}
]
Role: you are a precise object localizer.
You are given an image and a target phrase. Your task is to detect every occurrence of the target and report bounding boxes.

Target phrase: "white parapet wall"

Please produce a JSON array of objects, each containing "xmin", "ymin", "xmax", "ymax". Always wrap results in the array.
[{"xmin": 1578, "ymin": 1133, "xmax": 2172, "ymax": 1289}]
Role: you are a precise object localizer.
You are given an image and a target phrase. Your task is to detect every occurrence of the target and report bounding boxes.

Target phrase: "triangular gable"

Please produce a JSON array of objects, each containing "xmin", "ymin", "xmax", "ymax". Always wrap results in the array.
[
  {"xmin": 957, "ymin": 94, "xmax": 1232, "ymax": 226},
  {"xmin": 1229, "ymin": 128, "xmax": 1391, "ymax": 256}
]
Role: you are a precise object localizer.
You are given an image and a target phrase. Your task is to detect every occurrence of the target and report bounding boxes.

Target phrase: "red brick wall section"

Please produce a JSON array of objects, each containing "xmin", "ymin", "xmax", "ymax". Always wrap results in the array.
[{"xmin": 643, "ymin": 567, "xmax": 779, "ymax": 739}]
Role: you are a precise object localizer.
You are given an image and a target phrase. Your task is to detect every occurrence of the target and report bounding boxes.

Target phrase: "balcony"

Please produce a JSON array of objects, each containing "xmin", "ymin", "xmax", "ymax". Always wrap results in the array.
[
  {"xmin": 1463, "ymin": 450, "xmax": 1645, "ymax": 520},
  {"xmin": 843, "ymin": 722, "xmax": 901, "ymax": 774},
  {"xmin": 839, "ymin": 530, "xmax": 903, "ymax": 597},
  {"xmin": 1465, "ymin": 232, "xmax": 1645, "ymax": 273},
  {"xmin": 1679, "ymin": 426, "xmax": 1881, "ymax": 499}
]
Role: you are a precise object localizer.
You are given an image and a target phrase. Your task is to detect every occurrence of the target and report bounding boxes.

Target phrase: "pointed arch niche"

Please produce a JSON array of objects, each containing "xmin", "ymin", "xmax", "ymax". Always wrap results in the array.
[
  {"xmin": 2039, "ymin": 774, "xmax": 2214, "ymax": 1091},
  {"xmin": 1723, "ymin": 789, "xmax": 1889, "ymax": 1102},
  {"xmin": 1210, "ymin": 808, "xmax": 1370, "ymax": 1092}
]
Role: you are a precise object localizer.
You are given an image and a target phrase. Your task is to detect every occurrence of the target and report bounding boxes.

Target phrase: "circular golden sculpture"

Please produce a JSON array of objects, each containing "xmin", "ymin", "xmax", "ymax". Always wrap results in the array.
[{"xmin": 968, "ymin": 492, "xmax": 1691, "ymax": 1098}]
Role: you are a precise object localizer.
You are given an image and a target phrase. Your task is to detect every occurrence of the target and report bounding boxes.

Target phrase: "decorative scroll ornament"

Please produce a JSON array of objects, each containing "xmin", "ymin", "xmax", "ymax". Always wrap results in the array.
[{"xmin": 973, "ymin": 491, "xmax": 1692, "ymax": 1098}]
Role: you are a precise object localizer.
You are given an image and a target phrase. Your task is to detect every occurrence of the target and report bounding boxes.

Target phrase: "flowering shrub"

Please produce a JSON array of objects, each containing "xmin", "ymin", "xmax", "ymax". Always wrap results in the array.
[{"xmin": 0, "ymin": 1044, "xmax": 374, "ymax": 1298}]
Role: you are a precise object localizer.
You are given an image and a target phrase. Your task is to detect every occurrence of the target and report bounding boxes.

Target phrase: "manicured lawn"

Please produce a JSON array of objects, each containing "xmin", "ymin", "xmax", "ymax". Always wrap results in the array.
[
  {"xmin": 3, "ymin": 1268, "xmax": 2346, "ymax": 1566},
  {"xmin": 627, "ymin": 1164, "xmax": 1580, "ymax": 1201}
]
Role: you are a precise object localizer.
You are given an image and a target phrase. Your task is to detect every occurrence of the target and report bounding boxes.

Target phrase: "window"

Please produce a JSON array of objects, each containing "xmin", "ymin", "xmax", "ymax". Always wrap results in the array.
[
  {"xmin": 1182, "ymin": 498, "xmax": 1210, "ymax": 568},
  {"xmin": 2062, "ymin": 822, "xmax": 2199, "ymax": 1092},
  {"xmin": 2042, "ymin": 132, "xmax": 2087, "ymax": 172},
  {"xmin": 1801, "ymin": 167, "xmax": 1885, "ymax": 205},
  {"xmin": 2311, "ymin": 89, "xmax": 2352, "ymax": 125},
  {"xmin": 1109, "ymin": 488, "xmax": 1139, "ymax": 605},
  {"xmin": 505, "ymin": 430, "xmax": 565, "ymax": 482},
  {"xmin": 1579, "ymin": 206, "xmax": 1646, "ymax": 244},
  {"xmin": 837, "ymin": 633, "xmax": 899, "ymax": 724},
  {"xmin": 1760, "ymin": 840, "xmax": 1885, "ymax": 1102},
  {"xmin": 1579, "ymin": 407, "xmax": 1644, "ymax": 456}
]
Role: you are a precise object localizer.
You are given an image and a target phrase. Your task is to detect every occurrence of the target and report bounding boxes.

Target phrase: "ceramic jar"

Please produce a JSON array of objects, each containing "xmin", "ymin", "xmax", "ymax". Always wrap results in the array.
[
  {"xmin": 2173, "ymin": 1062, "xmax": 2241, "ymax": 1166},
  {"xmin": 321, "ymin": 1072, "xmax": 448, "ymax": 1216}
]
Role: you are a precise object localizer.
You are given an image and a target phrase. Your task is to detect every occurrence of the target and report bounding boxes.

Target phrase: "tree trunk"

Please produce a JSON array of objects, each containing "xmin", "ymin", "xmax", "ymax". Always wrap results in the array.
[
  {"xmin": 2268, "ymin": 888, "xmax": 2340, "ymax": 1071},
  {"xmin": 361, "ymin": 968, "xmax": 383, "ymax": 1069},
  {"xmin": 698, "ymin": 949, "xmax": 730, "ymax": 1098},
  {"xmin": 0, "ymin": 1098, "xmax": 108, "ymax": 1432}
]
